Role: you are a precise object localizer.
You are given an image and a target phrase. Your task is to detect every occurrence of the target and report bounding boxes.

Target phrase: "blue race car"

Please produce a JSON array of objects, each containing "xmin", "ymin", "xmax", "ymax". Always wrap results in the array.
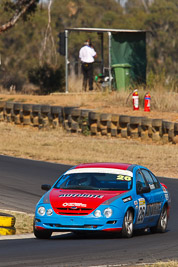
[{"xmin": 34, "ymin": 163, "xmax": 171, "ymax": 239}]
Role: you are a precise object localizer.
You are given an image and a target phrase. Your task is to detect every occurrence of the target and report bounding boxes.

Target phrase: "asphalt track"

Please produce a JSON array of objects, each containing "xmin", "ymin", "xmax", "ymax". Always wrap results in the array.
[{"xmin": 0, "ymin": 155, "xmax": 178, "ymax": 267}]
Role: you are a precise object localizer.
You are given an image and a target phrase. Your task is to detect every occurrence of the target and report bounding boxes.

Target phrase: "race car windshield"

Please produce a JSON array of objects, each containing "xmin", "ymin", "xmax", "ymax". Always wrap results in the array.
[{"xmin": 54, "ymin": 172, "xmax": 132, "ymax": 191}]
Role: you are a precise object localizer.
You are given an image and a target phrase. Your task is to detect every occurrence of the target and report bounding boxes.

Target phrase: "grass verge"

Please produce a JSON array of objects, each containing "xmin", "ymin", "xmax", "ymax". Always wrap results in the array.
[{"xmin": 0, "ymin": 122, "xmax": 177, "ymax": 178}]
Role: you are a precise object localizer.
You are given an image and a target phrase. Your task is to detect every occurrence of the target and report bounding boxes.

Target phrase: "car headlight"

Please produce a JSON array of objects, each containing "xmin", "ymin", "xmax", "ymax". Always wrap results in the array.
[
  {"xmin": 46, "ymin": 209, "xmax": 53, "ymax": 216},
  {"xmin": 94, "ymin": 210, "xmax": 101, "ymax": 218},
  {"xmin": 38, "ymin": 206, "xmax": 45, "ymax": 216},
  {"xmin": 104, "ymin": 208, "xmax": 113, "ymax": 218}
]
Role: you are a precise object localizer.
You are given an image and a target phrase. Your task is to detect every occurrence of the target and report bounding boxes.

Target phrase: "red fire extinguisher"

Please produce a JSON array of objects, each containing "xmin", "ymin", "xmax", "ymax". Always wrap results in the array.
[
  {"xmin": 132, "ymin": 89, "xmax": 139, "ymax": 110},
  {"xmin": 144, "ymin": 92, "xmax": 151, "ymax": 112}
]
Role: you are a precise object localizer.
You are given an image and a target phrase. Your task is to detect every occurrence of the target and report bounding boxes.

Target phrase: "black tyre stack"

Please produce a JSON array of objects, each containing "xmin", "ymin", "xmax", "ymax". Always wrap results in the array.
[
  {"xmin": 140, "ymin": 117, "xmax": 152, "ymax": 141},
  {"xmin": 108, "ymin": 114, "xmax": 119, "ymax": 137},
  {"xmin": 71, "ymin": 108, "xmax": 81, "ymax": 133},
  {"xmin": 31, "ymin": 105, "xmax": 41, "ymax": 127},
  {"xmin": 119, "ymin": 115, "xmax": 130, "ymax": 138},
  {"xmin": 0, "ymin": 101, "xmax": 5, "ymax": 121},
  {"xmin": 4, "ymin": 102, "xmax": 14, "ymax": 123},
  {"xmin": 22, "ymin": 104, "xmax": 32, "ymax": 126},
  {"xmin": 89, "ymin": 112, "xmax": 100, "ymax": 136},
  {"xmin": 40, "ymin": 105, "xmax": 51, "ymax": 128},
  {"xmin": 152, "ymin": 119, "xmax": 163, "ymax": 142},
  {"xmin": 50, "ymin": 106, "xmax": 63, "ymax": 128},
  {"xmin": 128, "ymin": 116, "xmax": 142, "ymax": 139},
  {"xmin": 99, "ymin": 113, "xmax": 111, "ymax": 136},
  {"xmin": 162, "ymin": 121, "xmax": 174, "ymax": 144},
  {"xmin": 13, "ymin": 103, "xmax": 22, "ymax": 125}
]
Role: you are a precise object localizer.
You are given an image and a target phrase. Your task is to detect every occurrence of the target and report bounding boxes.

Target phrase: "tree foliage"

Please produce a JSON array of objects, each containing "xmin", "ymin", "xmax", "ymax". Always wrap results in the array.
[
  {"xmin": 0, "ymin": 0, "xmax": 177, "ymax": 93},
  {"xmin": 0, "ymin": 0, "xmax": 39, "ymax": 33}
]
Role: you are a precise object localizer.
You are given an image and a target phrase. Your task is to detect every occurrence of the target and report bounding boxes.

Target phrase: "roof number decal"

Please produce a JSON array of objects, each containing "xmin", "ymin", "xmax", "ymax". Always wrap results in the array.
[{"xmin": 116, "ymin": 175, "xmax": 132, "ymax": 181}]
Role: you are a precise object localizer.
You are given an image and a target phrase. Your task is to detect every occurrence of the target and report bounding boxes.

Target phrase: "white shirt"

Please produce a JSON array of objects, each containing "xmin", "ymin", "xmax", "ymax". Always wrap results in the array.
[{"xmin": 79, "ymin": 45, "xmax": 96, "ymax": 63}]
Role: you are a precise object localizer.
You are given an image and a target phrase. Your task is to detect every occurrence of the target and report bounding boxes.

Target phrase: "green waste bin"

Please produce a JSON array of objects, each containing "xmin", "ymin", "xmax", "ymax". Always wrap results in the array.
[{"xmin": 112, "ymin": 63, "xmax": 131, "ymax": 91}]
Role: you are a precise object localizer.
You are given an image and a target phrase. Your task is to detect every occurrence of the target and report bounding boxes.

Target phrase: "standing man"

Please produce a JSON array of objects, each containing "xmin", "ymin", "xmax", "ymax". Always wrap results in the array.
[{"xmin": 79, "ymin": 39, "xmax": 97, "ymax": 91}]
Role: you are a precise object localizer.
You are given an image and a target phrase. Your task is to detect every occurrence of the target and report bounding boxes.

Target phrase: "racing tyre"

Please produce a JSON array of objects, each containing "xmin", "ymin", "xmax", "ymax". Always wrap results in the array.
[
  {"xmin": 122, "ymin": 210, "xmax": 133, "ymax": 238},
  {"xmin": 33, "ymin": 221, "xmax": 52, "ymax": 239},
  {"xmin": 33, "ymin": 227, "xmax": 52, "ymax": 239},
  {"xmin": 150, "ymin": 206, "xmax": 168, "ymax": 234}
]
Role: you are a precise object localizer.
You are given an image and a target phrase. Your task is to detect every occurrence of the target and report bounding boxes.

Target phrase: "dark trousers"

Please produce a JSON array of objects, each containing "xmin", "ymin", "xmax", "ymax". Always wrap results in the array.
[{"xmin": 81, "ymin": 63, "xmax": 93, "ymax": 91}]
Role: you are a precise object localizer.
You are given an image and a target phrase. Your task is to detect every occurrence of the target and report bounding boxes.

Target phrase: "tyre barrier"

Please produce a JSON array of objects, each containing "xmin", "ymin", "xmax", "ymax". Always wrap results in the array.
[
  {"xmin": 13, "ymin": 103, "xmax": 23, "ymax": 125},
  {"xmin": 80, "ymin": 109, "xmax": 91, "ymax": 135},
  {"xmin": 0, "ymin": 101, "xmax": 5, "ymax": 121},
  {"xmin": 128, "ymin": 116, "xmax": 142, "ymax": 139},
  {"xmin": 62, "ymin": 106, "xmax": 77, "ymax": 133},
  {"xmin": 162, "ymin": 120, "xmax": 174, "ymax": 144},
  {"xmin": 89, "ymin": 111, "xmax": 100, "ymax": 135},
  {"xmin": 0, "ymin": 227, "xmax": 16, "ymax": 236},
  {"xmin": 0, "ymin": 213, "xmax": 16, "ymax": 236},
  {"xmin": 173, "ymin": 123, "xmax": 178, "ymax": 144},
  {"xmin": 22, "ymin": 103, "xmax": 32, "ymax": 126},
  {"xmin": 71, "ymin": 108, "xmax": 81, "ymax": 133},
  {"xmin": 0, "ymin": 101, "xmax": 177, "ymax": 144},
  {"xmin": 31, "ymin": 104, "xmax": 41, "ymax": 127},
  {"xmin": 140, "ymin": 117, "xmax": 152, "ymax": 141},
  {"xmin": 99, "ymin": 113, "xmax": 111, "ymax": 136},
  {"xmin": 40, "ymin": 105, "xmax": 51, "ymax": 128},
  {"xmin": 50, "ymin": 106, "xmax": 63, "ymax": 128},
  {"xmin": 119, "ymin": 115, "xmax": 130, "ymax": 138},
  {"xmin": 4, "ymin": 102, "xmax": 14, "ymax": 123},
  {"xmin": 152, "ymin": 119, "xmax": 163, "ymax": 142},
  {"xmin": 109, "ymin": 114, "xmax": 120, "ymax": 137}
]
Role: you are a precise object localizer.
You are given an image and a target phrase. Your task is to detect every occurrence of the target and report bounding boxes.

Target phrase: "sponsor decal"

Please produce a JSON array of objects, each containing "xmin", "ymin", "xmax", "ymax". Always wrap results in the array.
[
  {"xmin": 59, "ymin": 193, "xmax": 104, "ymax": 199},
  {"xmin": 137, "ymin": 198, "xmax": 146, "ymax": 224},
  {"xmin": 145, "ymin": 202, "xmax": 161, "ymax": 217},
  {"xmin": 134, "ymin": 200, "xmax": 138, "ymax": 205},
  {"xmin": 122, "ymin": 196, "xmax": 132, "ymax": 203},
  {"xmin": 62, "ymin": 203, "xmax": 87, "ymax": 208},
  {"xmin": 149, "ymin": 184, "xmax": 155, "ymax": 190}
]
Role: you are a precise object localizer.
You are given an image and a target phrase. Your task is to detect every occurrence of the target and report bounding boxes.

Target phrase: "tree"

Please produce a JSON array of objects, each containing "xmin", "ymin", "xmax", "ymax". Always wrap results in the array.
[
  {"xmin": 145, "ymin": 0, "xmax": 178, "ymax": 76},
  {"xmin": 0, "ymin": 0, "xmax": 39, "ymax": 34}
]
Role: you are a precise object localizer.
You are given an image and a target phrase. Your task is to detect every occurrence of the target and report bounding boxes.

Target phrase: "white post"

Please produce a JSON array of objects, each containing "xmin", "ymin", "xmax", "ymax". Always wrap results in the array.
[
  {"xmin": 65, "ymin": 30, "xmax": 69, "ymax": 93},
  {"xmin": 108, "ymin": 32, "xmax": 112, "ymax": 91}
]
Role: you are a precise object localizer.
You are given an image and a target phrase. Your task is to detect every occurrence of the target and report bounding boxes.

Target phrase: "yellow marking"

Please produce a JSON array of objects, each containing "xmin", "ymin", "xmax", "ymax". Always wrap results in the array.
[{"xmin": 117, "ymin": 175, "xmax": 131, "ymax": 181}]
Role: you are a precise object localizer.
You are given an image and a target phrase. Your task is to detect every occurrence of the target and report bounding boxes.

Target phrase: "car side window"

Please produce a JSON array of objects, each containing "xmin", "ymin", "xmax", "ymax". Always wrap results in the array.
[
  {"xmin": 149, "ymin": 172, "xmax": 160, "ymax": 189},
  {"xmin": 136, "ymin": 170, "xmax": 147, "ymax": 194},
  {"xmin": 141, "ymin": 169, "xmax": 158, "ymax": 190}
]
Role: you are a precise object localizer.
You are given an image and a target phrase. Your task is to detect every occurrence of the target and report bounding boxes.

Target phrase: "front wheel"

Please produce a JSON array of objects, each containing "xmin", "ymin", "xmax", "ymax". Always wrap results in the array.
[
  {"xmin": 34, "ymin": 227, "xmax": 52, "ymax": 239},
  {"xmin": 150, "ymin": 206, "xmax": 168, "ymax": 233},
  {"xmin": 122, "ymin": 210, "xmax": 134, "ymax": 238},
  {"xmin": 33, "ymin": 220, "xmax": 52, "ymax": 239}
]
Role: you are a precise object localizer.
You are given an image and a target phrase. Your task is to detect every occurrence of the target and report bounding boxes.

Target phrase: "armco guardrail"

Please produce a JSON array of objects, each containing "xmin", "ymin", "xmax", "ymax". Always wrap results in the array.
[
  {"xmin": 0, "ymin": 101, "xmax": 177, "ymax": 144},
  {"xmin": 0, "ymin": 213, "xmax": 16, "ymax": 236}
]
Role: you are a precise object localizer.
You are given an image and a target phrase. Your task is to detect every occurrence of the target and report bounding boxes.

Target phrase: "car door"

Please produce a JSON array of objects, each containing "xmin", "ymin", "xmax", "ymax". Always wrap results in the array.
[
  {"xmin": 135, "ymin": 169, "xmax": 154, "ymax": 227},
  {"xmin": 141, "ymin": 169, "xmax": 163, "ymax": 224}
]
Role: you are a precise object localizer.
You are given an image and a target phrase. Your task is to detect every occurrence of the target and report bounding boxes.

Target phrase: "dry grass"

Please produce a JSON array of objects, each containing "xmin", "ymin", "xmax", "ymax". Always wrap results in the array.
[
  {"xmin": 144, "ymin": 262, "xmax": 178, "ymax": 267},
  {"xmin": 0, "ymin": 122, "xmax": 177, "ymax": 178}
]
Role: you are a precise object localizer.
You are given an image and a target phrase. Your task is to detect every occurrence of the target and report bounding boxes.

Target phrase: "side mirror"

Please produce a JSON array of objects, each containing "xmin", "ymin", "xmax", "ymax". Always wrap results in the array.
[
  {"xmin": 41, "ymin": 184, "xmax": 51, "ymax": 191},
  {"xmin": 137, "ymin": 186, "xmax": 150, "ymax": 195}
]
